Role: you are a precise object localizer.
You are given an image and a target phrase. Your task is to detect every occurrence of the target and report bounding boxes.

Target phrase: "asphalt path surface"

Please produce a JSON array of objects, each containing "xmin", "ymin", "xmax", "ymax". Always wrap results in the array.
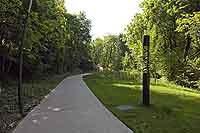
[{"xmin": 13, "ymin": 74, "xmax": 132, "ymax": 133}]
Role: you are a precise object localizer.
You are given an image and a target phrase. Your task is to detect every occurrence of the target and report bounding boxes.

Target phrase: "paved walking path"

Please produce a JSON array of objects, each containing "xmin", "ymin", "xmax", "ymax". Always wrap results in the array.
[{"xmin": 13, "ymin": 74, "xmax": 132, "ymax": 133}]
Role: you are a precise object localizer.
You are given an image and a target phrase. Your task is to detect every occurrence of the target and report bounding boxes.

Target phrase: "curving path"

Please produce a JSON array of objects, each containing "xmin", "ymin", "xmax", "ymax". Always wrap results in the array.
[{"xmin": 13, "ymin": 74, "xmax": 132, "ymax": 133}]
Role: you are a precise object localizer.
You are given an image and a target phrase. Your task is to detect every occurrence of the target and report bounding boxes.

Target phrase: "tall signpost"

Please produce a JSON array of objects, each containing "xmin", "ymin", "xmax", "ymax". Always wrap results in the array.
[
  {"xmin": 18, "ymin": 0, "xmax": 33, "ymax": 116},
  {"xmin": 143, "ymin": 35, "xmax": 150, "ymax": 106}
]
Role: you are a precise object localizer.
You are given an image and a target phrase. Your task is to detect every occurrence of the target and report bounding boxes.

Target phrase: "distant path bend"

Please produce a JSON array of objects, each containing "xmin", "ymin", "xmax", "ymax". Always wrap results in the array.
[{"xmin": 13, "ymin": 74, "xmax": 132, "ymax": 133}]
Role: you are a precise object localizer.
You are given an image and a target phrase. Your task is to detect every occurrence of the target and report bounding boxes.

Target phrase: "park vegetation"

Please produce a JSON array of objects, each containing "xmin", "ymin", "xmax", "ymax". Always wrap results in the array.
[
  {"xmin": 0, "ymin": 0, "xmax": 92, "ymax": 131},
  {"xmin": 91, "ymin": 0, "xmax": 200, "ymax": 90},
  {"xmin": 0, "ymin": 0, "xmax": 199, "ymax": 132},
  {"xmin": 84, "ymin": 72, "xmax": 200, "ymax": 133},
  {"xmin": 88, "ymin": 1, "xmax": 200, "ymax": 132},
  {"xmin": 0, "ymin": 0, "xmax": 93, "ymax": 82}
]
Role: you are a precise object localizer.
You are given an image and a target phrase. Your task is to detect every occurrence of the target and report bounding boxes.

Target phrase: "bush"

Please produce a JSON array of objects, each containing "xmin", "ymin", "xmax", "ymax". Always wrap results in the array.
[
  {"xmin": 175, "ymin": 65, "xmax": 200, "ymax": 90},
  {"xmin": 110, "ymin": 69, "xmax": 142, "ymax": 82}
]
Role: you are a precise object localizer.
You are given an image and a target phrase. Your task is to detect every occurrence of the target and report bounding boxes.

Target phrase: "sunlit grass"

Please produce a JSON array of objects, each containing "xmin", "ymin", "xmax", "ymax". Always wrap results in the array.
[{"xmin": 84, "ymin": 73, "xmax": 200, "ymax": 133}]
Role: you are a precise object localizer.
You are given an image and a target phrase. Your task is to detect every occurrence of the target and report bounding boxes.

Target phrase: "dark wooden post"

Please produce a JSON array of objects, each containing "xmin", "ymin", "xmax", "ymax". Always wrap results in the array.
[
  {"xmin": 143, "ymin": 35, "xmax": 150, "ymax": 106},
  {"xmin": 17, "ymin": 15, "xmax": 25, "ymax": 116}
]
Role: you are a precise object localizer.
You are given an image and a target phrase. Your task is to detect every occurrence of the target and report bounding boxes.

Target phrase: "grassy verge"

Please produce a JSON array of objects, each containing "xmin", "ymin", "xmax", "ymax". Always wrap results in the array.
[
  {"xmin": 0, "ymin": 74, "xmax": 68, "ymax": 133},
  {"xmin": 84, "ymin": 73, "xmax": 200, "ymax": 133}
]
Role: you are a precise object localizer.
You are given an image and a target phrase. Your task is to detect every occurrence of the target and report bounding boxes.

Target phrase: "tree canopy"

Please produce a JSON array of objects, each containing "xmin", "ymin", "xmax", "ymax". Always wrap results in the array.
[
  {"xmin": 91, "ymin": 0, "xmax": 200, "ymax": 89},
  {"xmin": 123, "ymin": 0, "xmax": 200, "ymax": 89},
  {"xmin": 1, "ymin": 0, "xmax": 199, "ymax": 89},
  {"xmin": 0, "ymin": 0, "xmax": 93, "ymax": 79}
]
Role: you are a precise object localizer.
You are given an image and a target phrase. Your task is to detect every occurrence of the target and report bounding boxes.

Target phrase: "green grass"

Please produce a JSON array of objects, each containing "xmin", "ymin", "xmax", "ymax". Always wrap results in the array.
[{"xmin": 84, "ymin": 73, "xmax": 200, "ymax": 133}]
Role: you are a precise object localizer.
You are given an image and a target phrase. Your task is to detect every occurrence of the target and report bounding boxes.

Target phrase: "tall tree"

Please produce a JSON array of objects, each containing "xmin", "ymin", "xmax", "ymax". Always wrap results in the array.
[{"xmin": 124, "ymin": 0, "xmax": 200, "ymax": 89}]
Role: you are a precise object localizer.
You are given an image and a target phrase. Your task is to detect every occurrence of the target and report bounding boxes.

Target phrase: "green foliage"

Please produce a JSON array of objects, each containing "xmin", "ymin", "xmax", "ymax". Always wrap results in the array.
[
  {"xmin": 124, "ymin": 0, "xmax": 200, "ymax": 89},
  {"xmin": 0, "ymin": 0, "xmax": 93, "ymax": 78},
  {"xmin": 91, "ymin": 34, "xmax": 128, "ymax": 71}
]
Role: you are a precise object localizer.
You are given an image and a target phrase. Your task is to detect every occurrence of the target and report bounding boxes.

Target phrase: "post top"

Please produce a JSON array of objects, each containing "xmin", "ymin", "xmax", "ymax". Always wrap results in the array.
[{"xmin": 143, "ymin": 35, "xmax": 150, "ymax": 46}]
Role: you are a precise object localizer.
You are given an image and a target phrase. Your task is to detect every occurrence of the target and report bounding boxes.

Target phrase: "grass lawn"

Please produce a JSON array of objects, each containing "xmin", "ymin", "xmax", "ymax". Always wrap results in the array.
[{"xmin": 84, "ymin": 73, "xmax": 200, "ymax": 133}]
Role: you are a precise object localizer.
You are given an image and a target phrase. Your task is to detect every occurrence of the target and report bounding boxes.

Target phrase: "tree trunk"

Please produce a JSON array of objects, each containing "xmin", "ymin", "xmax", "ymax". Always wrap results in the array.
[{"xmin": 184, "ymin": 35, "xmax": 191, "ymax": 61}]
